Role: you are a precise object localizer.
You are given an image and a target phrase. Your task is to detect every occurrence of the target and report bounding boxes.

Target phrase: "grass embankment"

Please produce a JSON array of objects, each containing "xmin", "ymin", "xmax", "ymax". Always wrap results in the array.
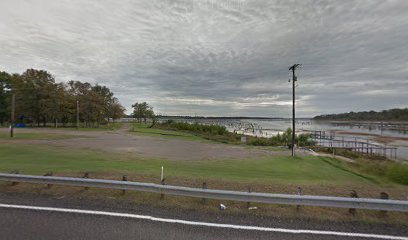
[
  {"xmin": 355, "ymin": 159, "xmax": 408, "ymax": 185},
  {"xmin": 316, "ymin": 147, "xmax": 408, "ymax": 185}
]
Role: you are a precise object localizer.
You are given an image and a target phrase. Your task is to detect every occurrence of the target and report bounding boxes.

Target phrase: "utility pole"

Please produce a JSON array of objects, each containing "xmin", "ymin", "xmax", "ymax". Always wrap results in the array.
[
  {"xmin": 10, "ymin": 93, "xmax": 15, "ymax": 138},
  {"xmin": 289, "ymin": 64, "xmax": 301, "ymax": 157},
  {"xmin": 76, "ymin": 100, "xmax": 79, "ymax": 129}
]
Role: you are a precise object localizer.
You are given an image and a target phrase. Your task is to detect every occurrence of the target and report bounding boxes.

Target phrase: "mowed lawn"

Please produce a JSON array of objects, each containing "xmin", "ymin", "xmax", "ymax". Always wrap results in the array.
[
  {"xmin": 0, "ymin": 130, "xmax": 79, "ymax": 140},
  {"xmin": 130, "ymin": 123, "xmax": 206, "ymax": 142},
  {"xmin": 0, "ymin": 143, "xmax": 378, "ymax": 185}
]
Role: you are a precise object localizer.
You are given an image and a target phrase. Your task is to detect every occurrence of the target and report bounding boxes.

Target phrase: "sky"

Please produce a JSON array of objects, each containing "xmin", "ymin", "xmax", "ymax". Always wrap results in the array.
[{"xmin": 1, "ymin": 0, "xmax": 407, "ymax": 117}]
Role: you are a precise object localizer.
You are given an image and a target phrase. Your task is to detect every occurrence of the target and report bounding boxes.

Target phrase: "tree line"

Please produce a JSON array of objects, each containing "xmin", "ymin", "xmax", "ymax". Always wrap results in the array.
[
  {"xmin": 314, "ymin": 108, "xmax": 408, "ymax": 121},
  {"xmin": 0, "ymin": 69, "xmax": 125, "ymax": 127}
]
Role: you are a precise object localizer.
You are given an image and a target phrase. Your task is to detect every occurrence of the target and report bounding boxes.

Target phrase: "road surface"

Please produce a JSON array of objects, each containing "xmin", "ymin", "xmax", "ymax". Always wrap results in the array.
[{"xmin": 0, "ymin": 192, "xmax": 407, "ymax": 240}]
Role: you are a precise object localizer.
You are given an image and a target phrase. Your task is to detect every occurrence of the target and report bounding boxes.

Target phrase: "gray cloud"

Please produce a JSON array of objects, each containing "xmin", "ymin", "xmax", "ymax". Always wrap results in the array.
[{"xmin": 1, "ymin": 0, "xmax": 407, "ymax": 117}]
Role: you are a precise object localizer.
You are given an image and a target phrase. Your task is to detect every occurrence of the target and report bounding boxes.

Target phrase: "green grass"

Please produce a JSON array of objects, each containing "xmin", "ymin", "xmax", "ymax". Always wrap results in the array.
[
  {"xmin": 54, "ymin": 122, "xmax": 123, "ymax": 131},
  {"xmin": 387, "ymin": 163, "xmax": 408, "ymax": 185},
  {"xmin": 317, "ymin": 147, "xmax": 408, "ymax": 185},
  {"xmin": 0, "ymin": 143, "xmax": 381, "ymax": 185},
  {"xmin": 0, "ymin": 131, "xmax": 79, "ymax": 140},
  {"xmin": 353, "ymin": 159, "xmax": 408, "ymax": 185},
  {"xmin": 130, "ymin": 123, "xmax": 207, "ymax": 142}
]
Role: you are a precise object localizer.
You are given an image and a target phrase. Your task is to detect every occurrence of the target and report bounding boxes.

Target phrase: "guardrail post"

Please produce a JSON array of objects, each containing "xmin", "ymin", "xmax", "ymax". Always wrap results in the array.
[
  {"xmin": 0, "ymin": 173, "xmax": 407, "ymax": 213},
  {"xmin": 122, "ymin": 175, "xmax": 127, "ymax": 195},
  {"xmin": 10, "ymin": 170, "xmax": 19, "ymax": 186},
  {"xmin": 349, "ymin": 190, "xmax": 358, "ymax": 215},
  {"xmin": 201, "ymin": 182, "xmax": 207, "ymax": 204},
  {"xmin": 380, "ymin": 192, "xmax": 389, "ymax": 217},
  {"xmin": 160, "ymin": 178, "xmax": 166, "ymax": 200},
  {"xmin": 296, "ymin": 187, "xmax": 303, "ymax": 211},
  {"xmin": 43, "ymin": 172, "xmax": 53, "ymax": 188},
  {"xmin": 83, "ymin": 172, "xmax": 89, "ymax": 190},
  {"xmin": 247, "ymin": 186, "xmax": 252, "ymax": 209}
]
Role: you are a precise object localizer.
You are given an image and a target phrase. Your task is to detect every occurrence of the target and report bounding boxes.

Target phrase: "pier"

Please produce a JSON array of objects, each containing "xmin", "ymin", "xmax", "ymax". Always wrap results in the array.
[{"xmin": 310, "ymin": 130, "xmax": 398, "ymax": 160}]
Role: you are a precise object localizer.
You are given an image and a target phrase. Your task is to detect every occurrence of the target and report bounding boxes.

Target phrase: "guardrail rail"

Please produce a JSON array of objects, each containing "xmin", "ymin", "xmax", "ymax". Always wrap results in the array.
[{"xmin": 0, "ymin": 173, "xmax": 407, "ymax": 212}]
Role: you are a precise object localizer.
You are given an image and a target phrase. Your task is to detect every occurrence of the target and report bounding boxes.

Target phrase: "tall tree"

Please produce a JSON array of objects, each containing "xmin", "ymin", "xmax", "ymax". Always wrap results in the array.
[
  {"xmin": 13, "ymin": 69, "xmax": 57, "ymax": 126},
  {"xmin": 0, "ymin": 71, "xmax": 12, "ymax": 125},
  {"xmin": 1, "ymin": 68, "xmax": 125, "ymax": 127},
  {"xmin": 108, "ymin": 98, "xmax": 125, "ymax": 122},
  {"xmin": 131, "ymin": 102, "xmax": 154, "ymax": 123}
]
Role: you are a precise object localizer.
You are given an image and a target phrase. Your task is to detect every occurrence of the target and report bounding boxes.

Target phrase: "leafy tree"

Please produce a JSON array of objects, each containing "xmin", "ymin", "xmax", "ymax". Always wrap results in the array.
[
  {"xmin": 108, "ymin": 98, "xmax": 125, "ymax": 122},
  {"xmin": 131, "ymin": 102, "xmax": 154, "ymax": 123},
  {"xmin": 0, "ymin": 68, "xmax": 125, "ymax": 128},
  {"xmin": 0, "ymin": 71, "xmax": 12, "ymax": 125}
]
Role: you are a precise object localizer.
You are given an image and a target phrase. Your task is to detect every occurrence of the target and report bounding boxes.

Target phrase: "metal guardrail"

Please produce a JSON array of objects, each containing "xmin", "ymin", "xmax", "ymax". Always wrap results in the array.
[{"xmin": 0, "ymin": 173, "xmax": 407, "ymax": 212}]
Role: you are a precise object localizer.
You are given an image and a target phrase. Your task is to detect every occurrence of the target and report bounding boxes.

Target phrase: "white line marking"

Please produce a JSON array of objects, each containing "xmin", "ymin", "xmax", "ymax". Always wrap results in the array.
[{"xmin": 0, "ymin": 203, "xmax": 407, "ymax": 240}]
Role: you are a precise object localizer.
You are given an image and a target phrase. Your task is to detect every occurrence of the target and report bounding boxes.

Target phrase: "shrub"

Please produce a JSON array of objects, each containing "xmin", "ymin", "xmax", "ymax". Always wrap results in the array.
[
  {"xmin": 159, "ymin": 121, "xmax": 228, "ymax": 136},
  {"xmin": 156, "ymin": 122, "xmax": 315, "ymax": 147}
]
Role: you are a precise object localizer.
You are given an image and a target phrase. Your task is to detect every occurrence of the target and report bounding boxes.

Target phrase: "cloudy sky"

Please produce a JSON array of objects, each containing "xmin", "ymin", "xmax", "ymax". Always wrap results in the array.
[{"xmin": 1, "ymin": 0, "xmax": 407, "ymax": 117}]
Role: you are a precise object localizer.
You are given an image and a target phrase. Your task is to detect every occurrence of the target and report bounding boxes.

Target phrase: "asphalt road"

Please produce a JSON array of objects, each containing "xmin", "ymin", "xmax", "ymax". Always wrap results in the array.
[{"xmin": 0, "ymin": 192, "xmax": 407, "ymax": 240}]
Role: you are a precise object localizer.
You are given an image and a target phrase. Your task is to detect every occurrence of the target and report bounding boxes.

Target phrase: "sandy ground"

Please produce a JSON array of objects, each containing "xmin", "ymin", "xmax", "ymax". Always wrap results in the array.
[{"xmin": 0, "ymin": 125, "xmax": 288, "ymax": 161}]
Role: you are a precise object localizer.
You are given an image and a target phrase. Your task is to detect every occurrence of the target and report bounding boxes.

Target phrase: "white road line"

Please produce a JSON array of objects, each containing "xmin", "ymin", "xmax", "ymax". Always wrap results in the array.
[{"xmin": 0, "ymin": 203, "xmax": 407, "ymax": 240}]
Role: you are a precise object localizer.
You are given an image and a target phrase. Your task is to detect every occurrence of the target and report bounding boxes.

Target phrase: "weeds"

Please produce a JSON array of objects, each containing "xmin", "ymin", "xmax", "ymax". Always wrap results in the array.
[{"xmin": 155, "ymin": 121, "xmax": 315, "ymax": 147}]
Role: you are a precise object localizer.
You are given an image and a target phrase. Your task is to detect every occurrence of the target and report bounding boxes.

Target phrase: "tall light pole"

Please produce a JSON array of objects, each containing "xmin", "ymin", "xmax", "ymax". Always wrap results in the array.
[{"xmin": 289, "ymin": 64, "xmax": 301, "ymax": 157}]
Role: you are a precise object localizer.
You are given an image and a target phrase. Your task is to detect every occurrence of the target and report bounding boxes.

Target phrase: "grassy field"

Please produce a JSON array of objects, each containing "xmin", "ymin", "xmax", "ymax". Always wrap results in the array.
[
  {"xmin": 0, "ymin": 131, "xmax": 80, "ymax": 140},
  {"xmin": 130, "ymin": 123, "xmax": 207, "ymax": 141},
  {"xmin": 0, "ymin": 143, "xmax": 384, "ymax": 186},
  {"xmin": 51, "ymin": 122, "xmax": 123, "ymax": 131},
  {"xmin": 1, "ymin": 132, "xmax": 407, "ymax": 225},
  {"xmin": 132, "ymin": 123, "xmax": 408, "ymax": 185},
  {"xmin": 0, "ymin": 125, "xmax": 398, "ymax": 186}
]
